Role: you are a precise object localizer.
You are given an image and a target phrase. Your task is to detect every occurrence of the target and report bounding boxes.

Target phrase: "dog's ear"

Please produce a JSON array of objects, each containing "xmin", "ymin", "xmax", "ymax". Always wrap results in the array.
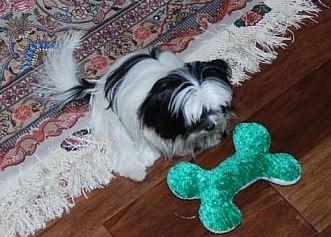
[
  {"xmin": 203, "ymin": 59, "xmax": 232, "ymax": 84},
  {"xmin": 185, "ymin": 59, "xmax": 231, "ymax": 82},
  {"xmin": 138, "ymin": 76, "xmax": 187, "ymax": 140},
  {"xmin": 206, "ymin": 59, "xmax": 229, "ymax": 70}
]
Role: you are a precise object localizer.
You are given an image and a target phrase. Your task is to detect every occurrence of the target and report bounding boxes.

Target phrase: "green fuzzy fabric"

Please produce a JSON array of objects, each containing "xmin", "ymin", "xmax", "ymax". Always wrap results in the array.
[{"xmin": 167, "ymin": 122, "xmax": 302, "ymax": 234}]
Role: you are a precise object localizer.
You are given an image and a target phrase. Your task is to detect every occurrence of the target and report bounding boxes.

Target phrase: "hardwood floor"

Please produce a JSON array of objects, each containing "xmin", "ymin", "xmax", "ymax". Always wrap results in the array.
[{"xmin": 37, "ymin": 4, "xmax": 331, "ymax": 237}]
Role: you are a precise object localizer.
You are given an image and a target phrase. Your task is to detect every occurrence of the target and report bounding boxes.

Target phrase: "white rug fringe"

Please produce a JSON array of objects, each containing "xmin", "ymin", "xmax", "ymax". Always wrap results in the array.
[
  {"xmin": 0, "ymin": 0, "xmax": 320, "ymax": 236},
  {"xmin": 179, "ymin": 0, "xmax": 320, "ymax": 85},
  {"xmin": 0, "ymin": 135, "xmax": 114, "ymax": 237}
]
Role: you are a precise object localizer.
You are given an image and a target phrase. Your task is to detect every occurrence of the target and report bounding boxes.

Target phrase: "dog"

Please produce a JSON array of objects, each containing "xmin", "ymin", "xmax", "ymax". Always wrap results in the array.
[{"xmin": 43, "ymin": 32, "xmax": 234, "ymax": 181}]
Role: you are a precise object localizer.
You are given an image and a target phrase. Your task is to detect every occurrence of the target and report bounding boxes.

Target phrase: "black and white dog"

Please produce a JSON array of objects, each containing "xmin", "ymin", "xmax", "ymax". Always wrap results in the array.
[{"xmin": 44, "ymin": 32, "xmax": 234, "ymax": 181}]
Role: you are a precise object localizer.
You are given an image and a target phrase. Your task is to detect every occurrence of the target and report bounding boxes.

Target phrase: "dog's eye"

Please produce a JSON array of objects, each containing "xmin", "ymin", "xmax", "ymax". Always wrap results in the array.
[
  {"xmin": 221, "ymin": 105, "xmax": 232, "ymax": 114},
  {"xmin": 190, "ymin": 119, "xmax": 215, "ymax": 132},
  {"xmin": 205, "ymin": 121, "xmax": 216, "ymax": 131}
]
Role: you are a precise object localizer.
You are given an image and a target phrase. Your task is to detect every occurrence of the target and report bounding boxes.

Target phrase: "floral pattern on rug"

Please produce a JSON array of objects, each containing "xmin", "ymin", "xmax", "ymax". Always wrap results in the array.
[
  {"xmin": 0, "ymin": 101, "xmax": 88, "ymax": 170},
  {"xmin": 0, "ymin": 0, "xmax": 136, "ymax": 85},
  {"xmin": 234, "ymin": 2, "xmax": 272, "ymax": 27},
  {"xmin": 0, "ymin": 0, "xmax": 253, "ymax": 170}
]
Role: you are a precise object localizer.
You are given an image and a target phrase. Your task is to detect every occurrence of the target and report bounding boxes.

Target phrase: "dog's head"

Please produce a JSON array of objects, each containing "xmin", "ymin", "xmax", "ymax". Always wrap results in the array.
[{"xmin": 139, "ymin": 59, "xmax": 234, "ymax": 153}]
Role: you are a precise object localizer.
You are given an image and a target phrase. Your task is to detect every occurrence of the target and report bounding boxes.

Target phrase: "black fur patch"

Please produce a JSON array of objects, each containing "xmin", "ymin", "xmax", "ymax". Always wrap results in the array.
[
  {"xmin": 104, "ymin": 48, "xmax": 162, "ymax": 110},
  {"xmin": 185, "ymin": 59, "xmax": 232, "ymax": 86},
  {"xmin": 63, "ymin": 77, "xmax": 95, "ymax": 104},
  {"xmin": 138, "ymin": 73, "xmax": 189, "ymax": 140}
]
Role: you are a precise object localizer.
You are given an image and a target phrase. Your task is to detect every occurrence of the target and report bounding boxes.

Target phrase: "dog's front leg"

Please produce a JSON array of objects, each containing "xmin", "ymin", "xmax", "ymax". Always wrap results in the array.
[{"xmin": 90, "ymin": 108, "xmax": 148, "ymax": 182}]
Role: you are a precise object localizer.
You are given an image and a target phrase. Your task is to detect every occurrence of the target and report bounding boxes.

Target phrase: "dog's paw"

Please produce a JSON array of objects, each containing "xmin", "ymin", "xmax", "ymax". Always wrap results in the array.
[
  {"xmin": 115, "ymin": 162, "xmax": 147, "ymax": 182},
  {"xmin": 138, "ymin": 148, "xmax": 160, "ymax": 167},
  {"xmin": 125, "ymin": 167, "xmax": 147, "ymax": 182}
]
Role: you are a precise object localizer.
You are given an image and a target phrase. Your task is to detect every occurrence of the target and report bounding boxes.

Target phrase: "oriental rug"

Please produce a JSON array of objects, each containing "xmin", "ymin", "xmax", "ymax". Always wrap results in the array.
[{"xmin": 0, "ymin": 0, "xmax": 320, "ymax": 236}]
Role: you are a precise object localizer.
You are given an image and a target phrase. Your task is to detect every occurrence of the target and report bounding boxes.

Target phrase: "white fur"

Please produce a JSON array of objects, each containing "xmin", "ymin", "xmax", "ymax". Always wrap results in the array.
[{"xmin": 43, "ymin": 32, "xmax": 90, "ymax": 104}]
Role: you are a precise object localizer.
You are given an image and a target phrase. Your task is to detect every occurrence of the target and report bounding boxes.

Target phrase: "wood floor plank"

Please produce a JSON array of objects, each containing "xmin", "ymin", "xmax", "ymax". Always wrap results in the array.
[
  {"xmin": 236, "ymin": 60, "xmax": 331, "ymax": 232},
  {"xmin": 320, "ymin": 224, "xmax": 331, "ymax": 237},
  {"xmin": 104, "ymin": 181, "xmax": 318, "ymax": 237},
  {"xmin": 275, "ymin": 134, "xmax": 331, "ymax": 232},
  {"xmin": 86, "ymin": 225, "xmax": 113, "ymax": 237}
]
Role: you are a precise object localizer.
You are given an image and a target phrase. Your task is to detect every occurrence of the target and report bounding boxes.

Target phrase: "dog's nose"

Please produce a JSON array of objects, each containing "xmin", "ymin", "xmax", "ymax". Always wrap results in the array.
[{"xmin": 205, "ymin": 122, "xmax": 216, "ymax": 131}]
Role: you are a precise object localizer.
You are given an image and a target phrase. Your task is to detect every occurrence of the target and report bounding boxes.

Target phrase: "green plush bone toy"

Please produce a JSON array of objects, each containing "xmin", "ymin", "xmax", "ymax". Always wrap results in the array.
[{"xmin": 167, "ymin": 122, "xmax": 302, "ymax": 234}]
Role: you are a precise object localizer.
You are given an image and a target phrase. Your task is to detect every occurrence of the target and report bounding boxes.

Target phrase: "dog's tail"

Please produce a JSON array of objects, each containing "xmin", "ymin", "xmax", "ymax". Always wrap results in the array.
[{"xmin": 43, "ymin": 32, "xmax": 95, "ymax": 106}]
